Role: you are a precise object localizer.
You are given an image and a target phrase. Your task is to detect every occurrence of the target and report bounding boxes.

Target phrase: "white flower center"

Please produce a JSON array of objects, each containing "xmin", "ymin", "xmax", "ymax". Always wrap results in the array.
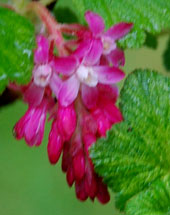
[
  {"xmin": 102, "ymin": 37, "xmax": 116, "ymax": 55},
  {"xmin": 76, "ymin": 65, "xmax": 98, "ymax": 87},
  {"xmin": 33, "ymin": 64, "xmax": 52, "ymax": 87}
]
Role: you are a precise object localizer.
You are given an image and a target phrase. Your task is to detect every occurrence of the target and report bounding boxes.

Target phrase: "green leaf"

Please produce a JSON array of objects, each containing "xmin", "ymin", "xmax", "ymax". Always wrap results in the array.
[
  {"xmin": 90, "ymin": 70, "xmax": 170, "ymax": 214},
  {"xmin": 0, "ymin": 7, "xmax": 35, "ymax": 93},
  {"xmin": 56, "ymin": 0, "xmax": 170, "ymax": 48},
  {"xmin": 163, "ymin": 37, "xmax": 170, "ymax": 72}
]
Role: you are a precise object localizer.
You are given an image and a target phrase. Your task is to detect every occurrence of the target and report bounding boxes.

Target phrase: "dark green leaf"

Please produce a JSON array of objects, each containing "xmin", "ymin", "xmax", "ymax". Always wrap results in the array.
[
  {"xmin": 56, "ymin": 0, "xmax": 170, "ymax": 48},
  {"xmin": 0, "ymin": 7, "xmax": 35, "ymax": 93},
  {"xmin": 91, "ymin": 70, "xmax": 170, "ymax": 214},
  {"xmin": 163, "ymin": 37, "xmax": 170, "ymax": 72}
]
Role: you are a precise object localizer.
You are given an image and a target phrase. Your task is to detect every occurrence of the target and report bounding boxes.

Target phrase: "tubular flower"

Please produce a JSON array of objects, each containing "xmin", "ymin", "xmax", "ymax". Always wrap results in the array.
[
  {"xmin": 24, "ymin": 35, "xmax": 63, "ymax": 107},
  {"xmin": 14, "ymin": 98, "xmax": 48, "ymax": 146},
  {"xmin": 13, "ymin": 3, "xmax": 133, "ymax": 204}
]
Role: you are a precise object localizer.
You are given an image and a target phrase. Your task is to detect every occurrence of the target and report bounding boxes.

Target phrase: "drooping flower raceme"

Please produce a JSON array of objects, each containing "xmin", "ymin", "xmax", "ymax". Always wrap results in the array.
[{"xmin": 13, "ymin": 3, "xmax": 133, "ymax": 204}]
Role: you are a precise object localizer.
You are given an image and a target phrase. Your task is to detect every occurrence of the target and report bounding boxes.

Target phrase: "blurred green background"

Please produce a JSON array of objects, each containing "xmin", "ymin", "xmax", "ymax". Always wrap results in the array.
[{"xmin": 0, "ymin": 34, "xmax": 168, "ymax": 215}]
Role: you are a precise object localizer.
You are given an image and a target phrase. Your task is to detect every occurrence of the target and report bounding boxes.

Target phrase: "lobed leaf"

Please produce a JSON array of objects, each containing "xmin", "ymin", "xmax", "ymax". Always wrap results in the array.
[{"xmin": 91, "ymin": 70, "xmax": 170, "ymax": 214}]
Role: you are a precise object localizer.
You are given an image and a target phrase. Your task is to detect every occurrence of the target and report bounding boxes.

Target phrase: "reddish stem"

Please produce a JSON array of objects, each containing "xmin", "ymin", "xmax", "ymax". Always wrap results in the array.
[
  {"xmin": 27, "ymin": 2, "xmax": 66, "ymax": 56},
  {"xmin": 60, "ymin": 24, "xmax": 87, "ymax": 35}
]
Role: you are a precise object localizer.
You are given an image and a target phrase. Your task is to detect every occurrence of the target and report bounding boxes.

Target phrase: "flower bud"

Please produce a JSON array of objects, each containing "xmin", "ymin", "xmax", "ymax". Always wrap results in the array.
[
  {"xmin": 48, "ymin": 120, "xmax": 64, "ymax": 164},
  {"xmin": 66, "ymin": 166, "xmax": 74, "ymax": 187},
  {"xmin": 75, "ymin": 180, "xmax": 88, "ymax": 201},
  {"xmin": 57, "ymin": 104, "xmax": 76, "ymax": 141},
  {"xmin": 73, "ymin": 150, "xmax": 85, "ymax": 181},
  {"xmin": 96, "ymin": 178, "xmax": 110, "ymax": 204},
  {"xmin": 84, "ymin": 168, "xmax": 97, "ymax": 199}
]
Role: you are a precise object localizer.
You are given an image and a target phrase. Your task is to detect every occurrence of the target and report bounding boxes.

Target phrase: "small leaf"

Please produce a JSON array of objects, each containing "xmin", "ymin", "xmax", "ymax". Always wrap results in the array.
[
  {"xmin": 0, "ymin": 7, "xmax": 35, "ymax": 93},
  {"xmin": 91, "ymin": 70, "xmax": 170, "ymax": 214},
  {"xmin": 163, "ymin": 37, "xmax": 170, "ymax": 72},
  {"xmin": 56, "ymin": 0, "xmax": 170, "ymax": 48}
]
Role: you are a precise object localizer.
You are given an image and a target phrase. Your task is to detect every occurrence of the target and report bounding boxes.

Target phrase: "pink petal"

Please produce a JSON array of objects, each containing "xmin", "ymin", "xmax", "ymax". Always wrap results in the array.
[
  {"xmin": 85, "ymin": 11, "xmax": 105, "ymax": 35},
  {"xmin": 34, "ymin": 35, "xmax": 49, "ymax": 64},
  {"xmin": 94, "ymin": 66, "xmax": 125, "ymax": 84},
  {"xmin": 107, "ymin": 48, "xmax": 125, "ymax": 67},
  {"xmin": 98, "ymin": 84, "xmax": 119, "ymax": 103},
  {"xmin": 104, "ymin": 22, "xmax": 133, "ymax": 40},
  {"xmin": 73, "ymin": 39, "xmax": 92, "ymax": 60},
  {"xmin": 84, "ymin": 38, "xmax": 103, "ymax": 65},
  {"xmin": 49, "ymin": 73, "xmax": 62, "ymax": 98},
  {"xmin": 24, "ymin": 102, "xmax": 47, "ymax": 146},
  {"xmin": 81, "ymin": 84, "xmax": 98, "ymax": 109},
  {"xmin": 103, "ymin": 103, "xmax": 123, "ymax": 124},
  {"xmin": 100, "ymin": 55, "xmax": 109, "ymax": 66},
  {"xmin": 24, "ymin": 82, "xmax": 44, "ymax": 107},
  {"xmin": 24, "ymin": 109, "xmax": 41, "ymax": 143},
  {"xmin": 14, "ymin": 110, "xmax": 31, "ymax": 139},
  {"xmin": 52, "ymin": 56, "xmax": 77, "ymax": 75},
  {"xmin": 58, "ymin": 74, "xmax": 80, "ymax": 107}
]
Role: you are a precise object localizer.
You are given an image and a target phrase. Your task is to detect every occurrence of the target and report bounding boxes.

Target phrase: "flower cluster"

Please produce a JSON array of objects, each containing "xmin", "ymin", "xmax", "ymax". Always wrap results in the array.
[{"xmin": 14, "ymin": 3, "xmax": 133, "ymax": 203}]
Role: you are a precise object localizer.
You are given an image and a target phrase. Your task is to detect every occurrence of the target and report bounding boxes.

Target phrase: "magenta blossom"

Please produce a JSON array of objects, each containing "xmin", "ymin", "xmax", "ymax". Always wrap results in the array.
[
  {"xmin": 52, "ymin": 11, "xmax": 132, "ymax": 108},
  {"xmin": 53, "ymin": 39, "xmax": 125, "ymax": 108},
  {"xmin": 24, "ymin": 35, "xmax": 64, "ymax": 107},
  {"xmin": 14, "ymin": 99, "xmax": 48, "ymax": 146},
  {"xmin": 13, "ymin": 4, "xmax": 131, "ymax": 204},
  {"xmin": 84, "ymin": 11, "xmax": 133, "ymax": 66}
]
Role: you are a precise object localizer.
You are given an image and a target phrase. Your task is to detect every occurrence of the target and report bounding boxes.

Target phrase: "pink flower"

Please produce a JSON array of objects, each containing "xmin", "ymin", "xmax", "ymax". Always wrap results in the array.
[
  {"xmin": 13, "ymin": 6, "xmax": 130, "ymax": 204},
  {"xmin": 24, "ymin": 35, "xmax": 64, "ymax": 107},
  {"xmin": 14, "ymin": 99, "xmax": 48, "ymax": 146},
  {"xmin": 84, "ymin": 11, "xmax": 133, "ymax": 66},
  {"xmin": 53, "ymin": 40, "xmax": 125, "ymax": 107}
]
